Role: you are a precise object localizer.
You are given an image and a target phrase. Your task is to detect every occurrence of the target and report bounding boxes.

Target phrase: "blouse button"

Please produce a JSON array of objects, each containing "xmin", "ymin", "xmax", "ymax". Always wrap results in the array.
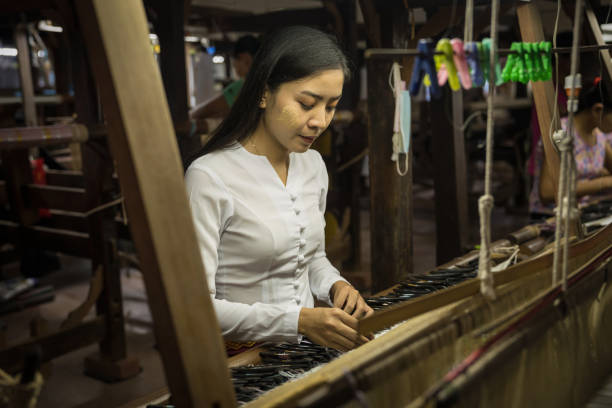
[
  {"xmin": 297, "ymin": 254, "xmax": 305, "ymax": 263},
  {"xmin": 294, "ymin": 208, "xmax": 301, "ymax": 215},
  {"xmin": 290, "ymin": 194, "xmax": 297, "ymax": 201},
  {"xmin": 299, "ymin": 224, "xmax": 305, "ymax": 232},
  {"xmin": 299, "ymin": 239, "xmax": 306, "ymax": 247}
]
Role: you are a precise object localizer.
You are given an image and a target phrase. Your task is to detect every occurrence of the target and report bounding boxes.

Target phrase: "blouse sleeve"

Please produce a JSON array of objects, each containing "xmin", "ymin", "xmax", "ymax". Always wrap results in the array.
[
  {"xmin": 185, "ymin": 165, "xmax": 302, "ymax": 342},
  {"xmin": 307, "ymin": 152, "xmax": 349, "ymax": 305}
]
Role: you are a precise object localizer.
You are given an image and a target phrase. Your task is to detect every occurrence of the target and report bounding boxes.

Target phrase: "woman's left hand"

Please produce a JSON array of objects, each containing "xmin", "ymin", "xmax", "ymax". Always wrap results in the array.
[{"xmin": 330, "ymin": 281, "xmax": 374, "ymax": 319}]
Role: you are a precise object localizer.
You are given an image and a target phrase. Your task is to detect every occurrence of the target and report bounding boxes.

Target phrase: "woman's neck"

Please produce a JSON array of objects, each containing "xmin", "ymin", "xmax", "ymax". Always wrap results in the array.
[
  {"xmin": 246, "ymin": 122, "xmax": 290, "ymax": 168},
  {"xmin": 573, "ymin": 112, "xmax": 597, "ymax": 144}
]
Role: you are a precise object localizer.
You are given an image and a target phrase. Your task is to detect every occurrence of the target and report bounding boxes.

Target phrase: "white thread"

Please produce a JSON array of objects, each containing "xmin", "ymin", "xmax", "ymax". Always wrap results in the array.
[
  {"xmin": 553, "ymin": 0, "xmax": 584, "ymax": 292},
  {"xmin": 491, "ymin": 245, "xmax": 520, "ymax": 272},
  {"xmin": 478, "ymin": 195, "xmax": 495, "ymax": 299},
  {"xmin": 548, "ymin": 0, "xmax": 562, "ymax": 152},
  {"xmin": 477, "ymin": 0, "xmax": 499, "ymax": 301}
]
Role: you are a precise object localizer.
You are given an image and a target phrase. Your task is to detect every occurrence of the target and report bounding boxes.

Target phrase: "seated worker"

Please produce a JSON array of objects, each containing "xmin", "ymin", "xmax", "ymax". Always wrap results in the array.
[
  {"xmin": 185, "ymin": 26, "xmax": 373, "ymax": 351},
  {"xmin": 189, "ymin": 35, "xmax": 260, "ymax": 131},
  {"xmin": 529, "ymin": 78, "xmax": 612, "ymax": 218}
]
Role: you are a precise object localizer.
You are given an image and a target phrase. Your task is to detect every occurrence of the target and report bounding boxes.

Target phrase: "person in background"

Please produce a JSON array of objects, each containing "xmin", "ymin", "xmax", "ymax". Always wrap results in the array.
[
  {"xmin": 189, "ymin": 35, "xmax": 260, "ymax": 125},
  {"xmin": 529, "ymin": 78, "xmax": 612, "ymax": 219}
]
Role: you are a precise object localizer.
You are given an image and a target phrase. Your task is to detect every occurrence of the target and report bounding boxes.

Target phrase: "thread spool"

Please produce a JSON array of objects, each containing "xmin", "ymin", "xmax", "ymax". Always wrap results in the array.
[{"xmin": 564, "ymin": 74, "xmax": 582, "ymax": 113}]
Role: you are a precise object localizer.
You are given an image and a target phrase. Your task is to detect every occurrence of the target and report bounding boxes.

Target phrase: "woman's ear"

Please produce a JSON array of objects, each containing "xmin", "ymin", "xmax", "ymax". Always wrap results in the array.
[{"xmin": 260, "ymin": 88, "xmax": 270, "ymax": 108}]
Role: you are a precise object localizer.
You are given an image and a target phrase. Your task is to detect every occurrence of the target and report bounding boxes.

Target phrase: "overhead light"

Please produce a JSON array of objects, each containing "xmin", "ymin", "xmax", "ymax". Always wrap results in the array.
[
  {"xmin": 0, "ymin": 48, "xmax": 18, "ymax": 57},
  {"xmin": 602, "ymin": 23, "xmax": 612, "ymax": 32},
  {"xmin": 212, "ymin": 55, "xmax": 225, "ymax": 64},
  {"xmin": 38, "ymin": 20, "xmax": 63, "ymax": 33},
  {"xmin": 149, "ymin": 33, "xmax": 158, "ymax": 40},
  {"xmin": 185, "ymin": 36, "xmax": 199, "ymax": 42}
]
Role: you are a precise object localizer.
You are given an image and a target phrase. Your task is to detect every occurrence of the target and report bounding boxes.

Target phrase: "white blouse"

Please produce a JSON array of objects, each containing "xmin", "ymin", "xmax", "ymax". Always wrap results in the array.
[{"xmin": 185, "ymin": 144, "xmax": 347, "ymax": 342}]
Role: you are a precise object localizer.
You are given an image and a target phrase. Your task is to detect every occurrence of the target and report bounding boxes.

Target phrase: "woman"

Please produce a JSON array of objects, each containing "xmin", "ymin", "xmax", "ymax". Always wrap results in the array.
[
  {"xmin": 185, "ymin": 26, "xmax": 373, "ymax": 352},
  {"xmin": 529, "ymin": 78, "xmax": 612, "ymax": 217}
]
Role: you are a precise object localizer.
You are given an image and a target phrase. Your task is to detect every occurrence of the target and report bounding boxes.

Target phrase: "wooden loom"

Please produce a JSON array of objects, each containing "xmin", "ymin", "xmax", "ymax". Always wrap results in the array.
[{"xmin": 65, "ymin": 0, "xmax": 612, "ymax": 407}]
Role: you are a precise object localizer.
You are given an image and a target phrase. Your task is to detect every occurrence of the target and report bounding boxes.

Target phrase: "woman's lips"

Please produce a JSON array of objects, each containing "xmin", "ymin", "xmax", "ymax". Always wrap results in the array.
[{"xmin": 300, "ymin": 135, "xmax": 315, "ymax": 144}]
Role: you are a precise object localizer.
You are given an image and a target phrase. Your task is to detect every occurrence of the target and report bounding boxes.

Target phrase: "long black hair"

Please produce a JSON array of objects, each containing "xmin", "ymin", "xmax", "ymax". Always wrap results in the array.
[
  {"xmin": 577, "ymin": 77, "xmax": 612, "ymax": 113},
  {"xmin": 189, "ymin": 26, "xmax": 350, "ymax": 163}
]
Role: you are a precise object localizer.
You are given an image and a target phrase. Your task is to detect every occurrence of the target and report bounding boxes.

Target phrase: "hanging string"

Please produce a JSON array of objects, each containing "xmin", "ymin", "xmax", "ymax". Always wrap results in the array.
[
  {"xmin": 561, "ymin": 0, "xmax": 584, "ymax": 292},
  {"xmin": 464, "ymin": 0, "xmax": 474, "ymax": 43},
  {"xmin": 548, "ymin": 0, "xmax": 562, "ymax": 148},
  {"xmin": 83, "ymin": 196, "xmax": 124, "ymax": 217},
  {"xmin": 551, "ymin": 0, "xmax": 584, "ymax": 290},
  {"xmin": 478, "ymin": 0, "xmax": 499, "ymax": 301},
  {"xmin": 550, "ymin": 0, "xmax": 565, "ymax": 287}
]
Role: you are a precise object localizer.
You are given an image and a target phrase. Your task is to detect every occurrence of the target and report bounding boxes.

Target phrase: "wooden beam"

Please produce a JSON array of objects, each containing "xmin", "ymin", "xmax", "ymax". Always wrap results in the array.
[
  {"xmin": 0, "ymin": 220, "xmax": 91, "ymax": 256},
  {"xmin": 28, "ymin": 225, "xmax": 91, "ymax": 257},
  {"xmin": 45, "ymin": 210, "xmax": 89, "ymax": 233},
  {"xmin": 367, "ymin": 2, "xmax": 413, "ymax": 292},
  {"xmin": 74, "ymin": 1, "xmax": 235, "ymax": 406},
  {"xmin": 357, "ymin": 0, "xmax": 381, "ymax": 48},
  {"xmin": 25, "ymin": 184, "xmax": 88, "ymax": 212},
  {"xmin": 14, "ymin": 24, "xmax": 37, "ymax": 127},
  {"xmin": 45, "ymin": 170, "xmax": 85, "ymax": 188},
  {"xmin": 149, "ymin": 0, "xmax": 189, "ymax": 126},
  {"xmin": 148, "ymin": 0, "xmax": 196, "ymax": 164},
  {"xmin": 0, "ymin": 124, "xmax": 88, "ymax": 150},
  {"xmin": 429, "ymin": 87, "xmax": 469, "ymax": 264},
  {"xmin": 1, "ymin": 150, "xmax": 39, "ymax": 226},
  {"xmin": 517, "ymin": 2, "xmax": 561, "ymax": 200},
  {"xmin": 0, "ymin": 317, "xmax": 105, "ymax": 373},
  {"xmin": 209, "ymin": 8, "xmax": 332, "ymax": 33},
  {"xmin": 359, "ymin": 221, "xmax": 612, "ymax": 334},
  {"xmin": 585, "ymin": 0, "xmax": 612, "ymax": 93},
  {"xmin": 336, "ymin": 0, "xmax": 359, "ymax": 110}
]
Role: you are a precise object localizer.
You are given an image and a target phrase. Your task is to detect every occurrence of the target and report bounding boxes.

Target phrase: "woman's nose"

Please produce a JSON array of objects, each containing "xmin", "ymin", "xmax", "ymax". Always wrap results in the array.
[{"xmin": 308, "ymin": 106, "xmax": 327, "ymax": 129}]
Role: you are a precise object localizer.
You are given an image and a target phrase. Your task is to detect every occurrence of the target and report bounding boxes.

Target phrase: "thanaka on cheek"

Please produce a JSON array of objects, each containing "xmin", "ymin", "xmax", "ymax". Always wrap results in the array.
[{"xmin": 279, "ymin": 106, "xmax": 301, "ymax": 127}]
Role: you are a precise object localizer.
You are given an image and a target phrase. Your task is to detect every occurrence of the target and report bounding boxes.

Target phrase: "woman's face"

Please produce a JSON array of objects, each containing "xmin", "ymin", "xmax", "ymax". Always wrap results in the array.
[
  {"xmin": 598, "ymin": 110, "xmax": 612, "ymax": 133},
  {"xmin": 260, "ymin": 69, "xmax": 344, "ymax": 154},
  {"xmin": 591, "ymin": 103, "xmax": 612, "ymax": 133}
]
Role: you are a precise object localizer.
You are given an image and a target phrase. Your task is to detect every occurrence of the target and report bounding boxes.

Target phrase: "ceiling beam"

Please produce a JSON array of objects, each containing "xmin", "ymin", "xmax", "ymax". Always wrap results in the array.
[{"xmin": 189, "ymin": 7, "xmax": 331, "ymax": 33}]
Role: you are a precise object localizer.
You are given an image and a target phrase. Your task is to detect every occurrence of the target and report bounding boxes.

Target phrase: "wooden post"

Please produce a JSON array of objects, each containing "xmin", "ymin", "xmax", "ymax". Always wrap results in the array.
[
  {"xmin": 517, "ymin": 2, "xmax": 562, "ymax": 198},
  {"xmin": 429, "ymin": 87, "xmax": 469, "ymax": 264},
  {"xmin": 75, "ymin": 0, "xmax": 235, "ymax": 406},
  {"xmin": 366, "ymin": 2, "xmax": 413, "ymax": 292},
  {"xmin": 149, "ymin": 0, "xmax": 198, "ymax": 165},
  {"xmin": 59, "ymin": 4, "xmax": 141, "ymax": 379},
  {"xmin": 336, "ymin": 0, "xmax": 359, "ymax": 110},
  {"xmin": 0, "ymin": 150, "xmax": 38, "ymax": 226},
  {"xmin": 14, "ymin": 24, "xmax": 37, "ymax": 127}
]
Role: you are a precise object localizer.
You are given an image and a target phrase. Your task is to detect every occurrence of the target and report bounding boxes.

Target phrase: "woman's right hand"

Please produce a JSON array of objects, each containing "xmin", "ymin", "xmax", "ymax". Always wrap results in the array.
[{"xmin": 298, "ymin": 307, "xmax": 370, "ymax": 351}]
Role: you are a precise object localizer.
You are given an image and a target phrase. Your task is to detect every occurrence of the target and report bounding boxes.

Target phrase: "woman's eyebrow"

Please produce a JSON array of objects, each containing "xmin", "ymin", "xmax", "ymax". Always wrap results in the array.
[{"xmin": 300, "ymin": 91, "xmax": 342, "ymax": 101}]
